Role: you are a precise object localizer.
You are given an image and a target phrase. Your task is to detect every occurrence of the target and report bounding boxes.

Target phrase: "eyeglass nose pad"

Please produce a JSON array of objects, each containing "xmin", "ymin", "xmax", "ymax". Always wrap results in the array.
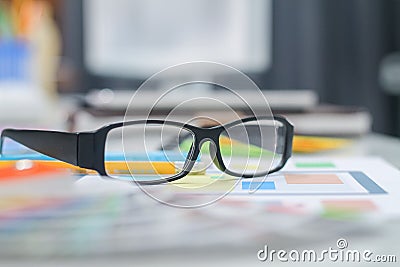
[{"xmin": 209, "ymin": 142, "xmax": 224, "ymax": 172}]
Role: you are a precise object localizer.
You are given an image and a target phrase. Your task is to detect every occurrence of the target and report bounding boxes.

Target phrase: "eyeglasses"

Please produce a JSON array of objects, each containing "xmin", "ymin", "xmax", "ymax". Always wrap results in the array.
[{"xmin": 0, "ymin": 116, "xmax": 293, "ymax": 185}]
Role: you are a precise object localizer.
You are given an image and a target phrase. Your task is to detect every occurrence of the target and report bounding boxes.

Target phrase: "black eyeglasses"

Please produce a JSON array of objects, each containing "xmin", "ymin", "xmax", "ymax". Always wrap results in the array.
[{"xmin": 0, "ymin": 116, "xmax": 293, "ymax": 185}]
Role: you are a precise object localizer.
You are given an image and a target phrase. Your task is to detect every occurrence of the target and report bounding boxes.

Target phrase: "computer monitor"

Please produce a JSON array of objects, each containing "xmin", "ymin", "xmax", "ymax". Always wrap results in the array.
[{"xmin": 83, "ymin": 0, "xmax": 272, "ymax": 79}]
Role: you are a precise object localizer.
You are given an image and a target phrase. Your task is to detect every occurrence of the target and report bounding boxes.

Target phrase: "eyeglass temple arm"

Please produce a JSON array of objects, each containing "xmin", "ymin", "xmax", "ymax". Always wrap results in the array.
[{"xmin": 0, "ymin": 129, "xmax": 79, "ymax": 166}]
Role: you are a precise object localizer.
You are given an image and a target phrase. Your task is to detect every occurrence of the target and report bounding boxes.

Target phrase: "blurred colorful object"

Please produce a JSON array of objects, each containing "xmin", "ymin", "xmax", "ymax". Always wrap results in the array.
[
  {"xmin": 0, "ymin": 160, "xmax": 67, "ymax": 182},
  {"xmin": 292, "ymin": 135, "xmax": 350, "ymax": 153},
  {"xmin": 0, "ymin": 0, "xmax": 61, "ymax": 126},
  {"xmin": 0, "ymin": 159, "xmax": 92, "ymax": 175}
]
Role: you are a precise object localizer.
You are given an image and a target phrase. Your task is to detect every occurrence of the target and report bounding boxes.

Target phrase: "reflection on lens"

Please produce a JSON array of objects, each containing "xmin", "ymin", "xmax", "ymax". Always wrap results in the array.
[
  {"xmin": 105, "ymin": 123, "xmax": 194, "ymax": 182},
  {"xmin": 219, "ymin": 119, "xmax": 284, "ymax": 176}
]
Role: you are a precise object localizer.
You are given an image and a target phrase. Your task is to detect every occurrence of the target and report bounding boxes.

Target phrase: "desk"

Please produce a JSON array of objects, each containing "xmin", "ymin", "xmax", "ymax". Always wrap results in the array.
[{"xmin": 1, "ymin": 133, "xmax": 399, "ymax": 267}]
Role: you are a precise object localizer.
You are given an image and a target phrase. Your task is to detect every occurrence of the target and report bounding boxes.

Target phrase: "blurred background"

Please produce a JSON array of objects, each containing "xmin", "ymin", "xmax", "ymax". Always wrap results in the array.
[{"xmin": 1, "ymin": 0, "xmax": 400, "ymax": 135}]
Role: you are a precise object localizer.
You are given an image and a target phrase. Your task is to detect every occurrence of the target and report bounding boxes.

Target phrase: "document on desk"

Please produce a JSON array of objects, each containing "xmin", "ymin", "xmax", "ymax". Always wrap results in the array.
[
  {"xmin": 74, "ymin": 156, "xmax": 400, "ymax": 217},
  {"xmin": 88, "ymin": 156, "xmax": 395, "ymax": 217},
  {"xmin": 227, "ymin": 157, "xmax": 400, "ymax": 218}
]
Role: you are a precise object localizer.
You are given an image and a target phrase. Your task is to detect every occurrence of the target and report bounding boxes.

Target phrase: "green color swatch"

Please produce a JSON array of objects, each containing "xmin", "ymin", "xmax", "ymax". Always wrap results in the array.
[{"xmin": 295, "ymin": 162, "xmax": 335, "ymax": 168}]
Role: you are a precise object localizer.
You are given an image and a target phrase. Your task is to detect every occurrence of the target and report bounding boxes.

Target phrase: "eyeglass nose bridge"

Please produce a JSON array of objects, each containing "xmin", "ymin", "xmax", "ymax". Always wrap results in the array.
[
  {"xmin": 194, "ymin": 127, "xmax": 221, "ymax": 142},
  {"xmin": 189, "ymin": 129, "xmax": 225, "ymax": 173},
  {"xmin": 194, "ymin": 128, "xmax": 221, "ymax": 154},
  {"xmin": 192, "ymin": 129, "xmax": 219, "ymax": 158}
]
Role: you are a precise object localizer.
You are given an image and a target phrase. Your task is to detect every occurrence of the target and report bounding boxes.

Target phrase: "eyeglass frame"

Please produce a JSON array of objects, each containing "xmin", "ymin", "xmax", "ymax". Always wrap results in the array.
[{"xmin": 0, "ymin": 115, "xmax": 293, "ymax": 185}]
